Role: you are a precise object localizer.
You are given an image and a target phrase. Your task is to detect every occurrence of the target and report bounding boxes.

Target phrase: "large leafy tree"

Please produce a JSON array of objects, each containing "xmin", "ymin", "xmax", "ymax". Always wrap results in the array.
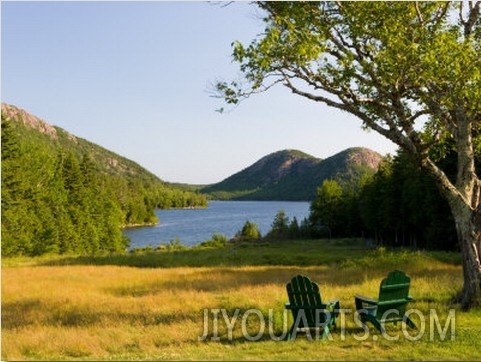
[
  {"xmin": 216, "ymin": 2, "xmax": 481, "ymax": 309},
  {"xmin": 310, "ymin": 179, "xmax": 344, "ymax": 239}
]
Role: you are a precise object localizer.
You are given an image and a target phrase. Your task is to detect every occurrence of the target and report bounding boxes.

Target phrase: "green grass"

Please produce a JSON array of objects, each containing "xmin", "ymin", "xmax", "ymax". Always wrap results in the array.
[
  {"xmin": 6, "ymin": 238, "xmax": 456, "ymax": 269},
  {"xmin": 2, "ymin": 239, "xmax": 479, "ymax": 360}
]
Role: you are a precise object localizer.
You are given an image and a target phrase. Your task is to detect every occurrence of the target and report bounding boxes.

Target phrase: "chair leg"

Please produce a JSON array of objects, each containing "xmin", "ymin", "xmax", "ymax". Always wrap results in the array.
[
  {"xmin": 331, "ymin": 301, "xmax": 340, "ymax": 328},
  {"xmin": 404, "ymin": 315, "xmax": 417, "ymax": 330},
  {"xmin": 368, "ymin": 316, "xmax": 386, "ymax": 334},
  {"xmin": 321, "ymin": 325, "xmax": 330, "ymax": 341},
  {"xmin": 287, "ymin": 324, "xmax": 295, "ymax": 341}
]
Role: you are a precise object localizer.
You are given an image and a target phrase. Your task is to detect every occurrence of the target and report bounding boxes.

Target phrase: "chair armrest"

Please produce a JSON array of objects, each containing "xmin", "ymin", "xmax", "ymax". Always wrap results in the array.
[
  {"xmin": 324, "ymin": 299, "xmax": 340, "ymax": 309},
  {"xmin": 355, "ymin": 294, "xmax": 378, "ymax": 306}
]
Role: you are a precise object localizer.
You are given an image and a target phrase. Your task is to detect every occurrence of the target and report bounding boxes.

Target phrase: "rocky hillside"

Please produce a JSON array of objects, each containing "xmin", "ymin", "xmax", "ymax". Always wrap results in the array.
[
  {"xmin": 201, "ymin": 148, "xmax": 383, "ymax": 201},
  {"xmin": 2, "ymin": 103, "xmax": 163, "ymax": 183}
]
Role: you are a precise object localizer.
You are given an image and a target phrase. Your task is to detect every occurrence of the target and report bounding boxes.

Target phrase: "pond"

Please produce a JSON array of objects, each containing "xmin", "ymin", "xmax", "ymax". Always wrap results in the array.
[{"xmin": 123, "ymin": 200, "xmax": 310, "ymax": 248}]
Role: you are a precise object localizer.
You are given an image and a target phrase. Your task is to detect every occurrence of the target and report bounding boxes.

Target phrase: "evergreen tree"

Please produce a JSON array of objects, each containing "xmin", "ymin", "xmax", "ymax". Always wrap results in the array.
[
  {"xmin": 288, "ymin": 217, "xmax": 300, "ymax": 239},
  {"xmin": 267, "ymin": 210, "xmax": 290, "ymax": 240}
]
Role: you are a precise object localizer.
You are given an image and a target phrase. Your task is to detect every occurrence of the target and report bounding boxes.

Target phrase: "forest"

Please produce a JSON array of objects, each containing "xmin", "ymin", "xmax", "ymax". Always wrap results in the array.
[
  {"xmin": 1, "ymin": 113, "xmax": 206, "ymax": 257},
  {"xmin": 308, "ymin": 149, "xmax": 461, "ymax": 251}
]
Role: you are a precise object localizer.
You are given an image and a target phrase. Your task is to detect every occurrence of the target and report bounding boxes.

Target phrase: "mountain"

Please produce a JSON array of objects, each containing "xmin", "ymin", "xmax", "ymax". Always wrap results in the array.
[
  {"xmin": 2, "ymin": 103, "xmax": 163, "ymax": 184},
  {"xmin": 1, "ymin": 103, "xmax": 206, "ymax": 256},
  {"xmin": 201, "ymin": 148, "xmax": 383, "ymax": 201}
]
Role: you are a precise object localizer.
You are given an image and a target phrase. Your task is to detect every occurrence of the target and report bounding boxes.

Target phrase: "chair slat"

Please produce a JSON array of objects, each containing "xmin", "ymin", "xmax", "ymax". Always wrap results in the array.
[{"xmin": 285, "ymin": 274, "xmax": 340, "ymax": 340}]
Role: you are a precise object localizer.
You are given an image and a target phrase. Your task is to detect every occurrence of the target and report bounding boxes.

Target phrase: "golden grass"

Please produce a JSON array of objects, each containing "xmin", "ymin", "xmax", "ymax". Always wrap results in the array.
[{"xmin": 2, "ymin": 255, "xmax": 480, "ymax": 360}]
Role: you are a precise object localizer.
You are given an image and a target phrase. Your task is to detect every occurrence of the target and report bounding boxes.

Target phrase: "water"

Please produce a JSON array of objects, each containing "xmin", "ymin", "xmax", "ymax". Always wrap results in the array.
[{"xmin": 123, "ymin": 200, "xmax": 310, "ymax": 248}]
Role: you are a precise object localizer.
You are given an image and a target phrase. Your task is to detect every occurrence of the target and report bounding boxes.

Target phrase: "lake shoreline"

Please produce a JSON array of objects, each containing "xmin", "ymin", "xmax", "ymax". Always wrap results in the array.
[
  {"xmin": 120, "ymin": 222, "xmax": 159, "ymax": 229},
  {"xmin": 122, "ymin": 200, "xmax": 310, "ymax": 249}
]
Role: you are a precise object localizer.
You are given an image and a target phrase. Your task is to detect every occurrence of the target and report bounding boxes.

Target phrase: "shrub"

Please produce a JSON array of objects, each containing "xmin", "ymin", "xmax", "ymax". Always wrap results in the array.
[
  {"xmin": 234, "ymin": 220, "xmax": 261, "ymax": 242},
  {"xmin": 161, "ymin": 238, "xmax": 187, "ymax": 251},
  {"xmin": 198, "ymin": 233, "xmax": 229, "ymax": 248}
]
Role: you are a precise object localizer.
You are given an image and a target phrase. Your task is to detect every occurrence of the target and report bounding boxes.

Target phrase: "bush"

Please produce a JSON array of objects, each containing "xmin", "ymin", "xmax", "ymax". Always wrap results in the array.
[
  {"xmin": 198, "ymin": 233, "xmax": 229, "ymax": 248},
  {"xmin": 159, "ymin": 238, "xmax": 187, "ymax": 251},
  {"xmin": 234, "ymin": 220, "xmax": 261, "ymax": 242}
]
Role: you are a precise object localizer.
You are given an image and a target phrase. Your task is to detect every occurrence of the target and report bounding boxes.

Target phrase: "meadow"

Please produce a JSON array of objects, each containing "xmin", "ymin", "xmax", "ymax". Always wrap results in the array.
[{"xmin": 2, "ymin": 239, "xmax": 481, "ymax": 360}]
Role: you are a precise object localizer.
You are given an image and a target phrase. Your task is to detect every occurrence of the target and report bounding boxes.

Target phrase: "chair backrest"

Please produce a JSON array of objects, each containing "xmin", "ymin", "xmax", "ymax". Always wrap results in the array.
[
  {"xmin": 377, "ymin": 270, "xmax": 411, "ymax": 319},
  {"xmin": 286, "ymin": 275, "xmax": 326, "ymax": 327}
]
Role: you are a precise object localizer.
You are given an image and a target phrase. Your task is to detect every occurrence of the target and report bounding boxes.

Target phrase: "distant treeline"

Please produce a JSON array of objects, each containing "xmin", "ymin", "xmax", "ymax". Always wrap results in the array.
[
  {"xmin": 308, "ymin": 149, "xmax": 459, "ymax": 250},
  {"xmin": 1, "ymin": 116, "xmax": 206, "ymax": 257}
]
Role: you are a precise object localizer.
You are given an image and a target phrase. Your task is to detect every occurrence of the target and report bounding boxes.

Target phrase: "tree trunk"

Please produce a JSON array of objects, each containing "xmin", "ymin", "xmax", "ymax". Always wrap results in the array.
[
  {"xmin": 423, "ymin": 156, "xmax": 481, "ymax": 310},
  {"xmin": 451, "ymin": 202, "xmax": 481, "ymax": 310}
]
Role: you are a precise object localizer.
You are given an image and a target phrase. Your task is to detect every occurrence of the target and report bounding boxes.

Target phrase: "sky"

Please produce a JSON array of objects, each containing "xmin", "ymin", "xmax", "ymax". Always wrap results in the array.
[{"xmin": 1, "ymin": 1, "xmax": 398, "ymax": 185}]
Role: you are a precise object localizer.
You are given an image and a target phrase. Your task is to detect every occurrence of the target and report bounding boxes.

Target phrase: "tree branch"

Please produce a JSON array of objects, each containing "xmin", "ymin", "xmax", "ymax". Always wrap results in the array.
[
  {"xmin": 423, "ymin": 157, "xmax": 470, "ymax": 206},
  {"xmin": 461, "ymin": 1, "xmax": 481, "ymax": 37},
  {"xmin": 281, "ymin": 70, "xmax": 419, "ymax": 155},
  {"xmin": 415, "ymin": 2, "xmax": 425, "ymax": 25}
]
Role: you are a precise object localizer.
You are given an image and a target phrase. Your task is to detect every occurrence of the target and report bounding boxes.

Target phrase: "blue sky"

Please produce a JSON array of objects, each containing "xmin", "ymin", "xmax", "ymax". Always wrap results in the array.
[{"xmin": 2, "ymin": 1, "xmax": 398, "ymax": 184}]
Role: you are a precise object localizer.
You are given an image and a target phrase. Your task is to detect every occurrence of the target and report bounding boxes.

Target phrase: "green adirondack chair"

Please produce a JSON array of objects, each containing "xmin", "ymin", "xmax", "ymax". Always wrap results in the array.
[
  {"xmin": 354, "ymin": 270, "xmax": 416, "ymax": 333},
  {"xmin": 285, "ymin": 274, "xmax": 340, "ymax": 340}
]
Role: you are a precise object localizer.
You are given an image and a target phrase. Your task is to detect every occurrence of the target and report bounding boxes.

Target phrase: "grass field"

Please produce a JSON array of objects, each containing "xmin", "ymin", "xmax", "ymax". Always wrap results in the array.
[{"xmin": 2, "ymin": 239, "xmax": 481, "ymax": 360}]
